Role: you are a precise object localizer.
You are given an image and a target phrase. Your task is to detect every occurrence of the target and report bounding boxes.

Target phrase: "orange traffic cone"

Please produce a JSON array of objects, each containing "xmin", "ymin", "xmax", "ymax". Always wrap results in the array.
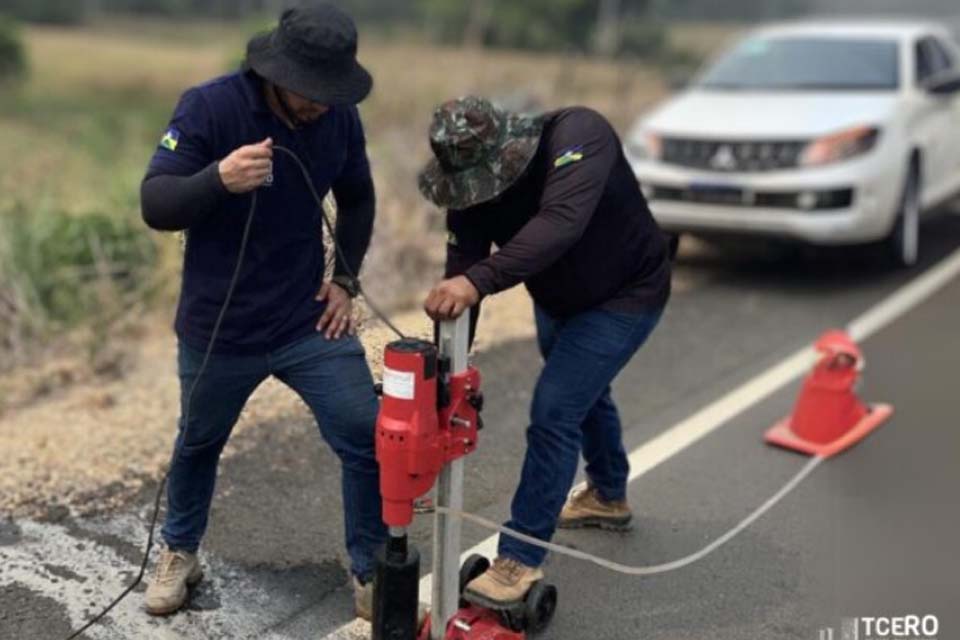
[{"xmin": 765, "ymin": 330, "xmax": 892, "ymax": 458}]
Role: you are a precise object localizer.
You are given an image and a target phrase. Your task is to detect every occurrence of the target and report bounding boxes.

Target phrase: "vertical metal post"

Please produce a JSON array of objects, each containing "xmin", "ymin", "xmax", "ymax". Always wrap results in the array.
[{"xmin": 431, "ymin": 314, "xmax": 470, "ymax": 638}]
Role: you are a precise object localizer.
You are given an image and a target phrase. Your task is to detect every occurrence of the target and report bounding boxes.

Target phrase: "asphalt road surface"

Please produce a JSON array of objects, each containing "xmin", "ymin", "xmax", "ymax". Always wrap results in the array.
[{"xmin": 3, "ymin": 205, "xmax": 959, "ymax": 640}]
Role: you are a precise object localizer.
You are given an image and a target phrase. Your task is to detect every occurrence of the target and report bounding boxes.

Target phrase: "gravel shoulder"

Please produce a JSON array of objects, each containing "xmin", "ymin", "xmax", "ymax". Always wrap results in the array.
[{"xmin": 0, "ymin": 286, "xmax": 538, "ymax": 519}]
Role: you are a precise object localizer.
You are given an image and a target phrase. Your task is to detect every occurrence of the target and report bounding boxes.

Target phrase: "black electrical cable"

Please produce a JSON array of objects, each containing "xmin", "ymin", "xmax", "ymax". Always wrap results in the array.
[
  {"xmin": 273, "ymin": 145, "xmax": 407, "ymax": 340},
  {"xmin": 64, "ymin": 146, "xmax": 404, "ymax": 639}
]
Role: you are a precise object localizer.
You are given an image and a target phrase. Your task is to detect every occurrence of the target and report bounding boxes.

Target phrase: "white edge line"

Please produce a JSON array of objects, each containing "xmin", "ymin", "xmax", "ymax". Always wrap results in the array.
[
  {"xmin": 326, "ymin": 245, "xmax": 960, "ymax": 638},
  {"xmin": 848, "ymin": 247, "xmax": 960, "ymax": 342}
]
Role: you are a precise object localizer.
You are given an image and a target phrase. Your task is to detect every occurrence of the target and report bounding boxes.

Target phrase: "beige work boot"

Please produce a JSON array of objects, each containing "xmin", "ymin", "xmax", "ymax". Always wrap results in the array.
[
  {"xmin": 464, "ymin": 556, "xmax": 544, "ymax": 609},
  {"xmin": 353, "ymin": 576, "xmax": 374, "ymax": 621},
  {"xmin": 144, "ymin": 547, "xmax": 203, "ymax": 616},
  {"xmin": 353, "ymin": 577, "xmax": 430, "ymax": 626},
  {"xmin": 557, "ymin": 486, "xmax": 632, "ymax": 531}
]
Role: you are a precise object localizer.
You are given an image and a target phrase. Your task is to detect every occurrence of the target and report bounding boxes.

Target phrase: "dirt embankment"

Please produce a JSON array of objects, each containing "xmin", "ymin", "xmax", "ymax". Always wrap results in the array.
[{"xmin": 0, "ymin": 287, "xmax": 535, "ymax": 519}]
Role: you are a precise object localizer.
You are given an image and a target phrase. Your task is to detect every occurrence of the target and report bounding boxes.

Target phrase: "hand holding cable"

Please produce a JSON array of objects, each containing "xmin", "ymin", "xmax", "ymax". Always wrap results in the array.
[
  {"xmin": 218, "ymin": 137, "xmax": 274, "ymax": 193},
  {"xmin": 67, "ymin": 143, "xmax": 405, "ymax": 640}
]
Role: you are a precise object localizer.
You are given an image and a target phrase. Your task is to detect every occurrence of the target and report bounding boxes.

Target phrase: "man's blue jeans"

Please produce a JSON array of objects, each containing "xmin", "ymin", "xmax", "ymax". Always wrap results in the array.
[
  {"xmin": 498, "ymin": 305, "xmax": 662, "ymax": 568},
  {"xmin": 161, "ymin": 332, "xmax": 386, "ymax": 581}
]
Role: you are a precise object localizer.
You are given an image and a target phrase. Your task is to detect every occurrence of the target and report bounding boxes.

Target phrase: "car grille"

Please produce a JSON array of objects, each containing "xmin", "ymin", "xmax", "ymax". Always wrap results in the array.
[
  {"xmin": 661, "ymin": 138, "xmax": 807, "ymax": 172},
  {"xmin": 649, "ymin": 186, "xmax": 855, "ymax": 210}
]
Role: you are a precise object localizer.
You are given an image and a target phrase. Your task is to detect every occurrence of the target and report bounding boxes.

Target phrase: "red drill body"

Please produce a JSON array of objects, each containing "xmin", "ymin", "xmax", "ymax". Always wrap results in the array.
[{"xmin": 376, "ymin": 339, "xmax": 481, "ymax": 528}]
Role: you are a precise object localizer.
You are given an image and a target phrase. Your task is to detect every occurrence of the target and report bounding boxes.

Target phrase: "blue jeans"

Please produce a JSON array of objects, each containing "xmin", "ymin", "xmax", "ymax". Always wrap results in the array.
[
  {"xmin": 498, "ymin": 305, "xmax": 662, "ymax": 567},
  {"xmin": 161, "ymin": 332, "xmax": 386, "ymax": 581}
]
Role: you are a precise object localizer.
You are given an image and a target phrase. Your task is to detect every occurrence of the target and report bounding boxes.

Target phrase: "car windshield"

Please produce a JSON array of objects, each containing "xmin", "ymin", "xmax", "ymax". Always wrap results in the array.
[{"xmin": 698, "ymin": 37, "xmax": 900, "ymax": 91}]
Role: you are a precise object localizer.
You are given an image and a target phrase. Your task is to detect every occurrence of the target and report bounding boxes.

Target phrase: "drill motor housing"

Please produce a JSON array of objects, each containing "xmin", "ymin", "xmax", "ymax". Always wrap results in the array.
[{"xmin": 376, "ymin": 338, "xmax": 482, "ymax": 528}]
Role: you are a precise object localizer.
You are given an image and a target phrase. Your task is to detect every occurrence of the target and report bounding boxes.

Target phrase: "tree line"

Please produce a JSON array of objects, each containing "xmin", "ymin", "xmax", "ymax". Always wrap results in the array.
[{"xmin": 0, "ymin": 0, "xmax": 820, "ymax": 57}]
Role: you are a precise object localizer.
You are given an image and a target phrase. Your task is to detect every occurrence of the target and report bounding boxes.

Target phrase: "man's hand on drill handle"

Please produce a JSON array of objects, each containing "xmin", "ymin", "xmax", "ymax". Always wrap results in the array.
[
  {"xmin": 316, "ymin": 281, "xmax": 357, "ymax": 339},
  {"xmin": 424, "ymin": 276, "xmax": 480, "ymax": 320},
  {"xmin": 218, "ymin": 138, "xmax": 274, "ymax": 194}
]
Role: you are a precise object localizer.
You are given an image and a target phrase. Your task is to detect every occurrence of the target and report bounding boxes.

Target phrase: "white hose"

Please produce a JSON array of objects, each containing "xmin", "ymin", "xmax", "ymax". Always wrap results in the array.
[{"xmin": 436, "ymin": 455, "xmax": 825, "ymax": 576}]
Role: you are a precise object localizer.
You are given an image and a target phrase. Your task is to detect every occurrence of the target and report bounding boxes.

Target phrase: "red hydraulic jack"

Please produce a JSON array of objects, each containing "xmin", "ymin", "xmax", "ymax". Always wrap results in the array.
[
  {"xmin": 765, "ymin": 329, "xmax": 893, "ymax": 458},
  {"xmin": 372, "ymin": 315, "xmax": 557, "ymax": 640}
]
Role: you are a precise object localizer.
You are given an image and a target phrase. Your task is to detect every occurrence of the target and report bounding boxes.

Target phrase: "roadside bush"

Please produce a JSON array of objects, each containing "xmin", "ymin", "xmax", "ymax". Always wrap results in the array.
[
  {"xmin": 4, "ymin": 0, "xmax": 85, "ymax": 25},
  {"xmin": 0, "ymin": 210, "xmax": 158, "ymax": 345},
  {"xmin": 654, "ymin": 46, "xmax": 704, "ymax": 78},
  {"xmin": 617, "ymin": 21, "xmax": 667, "ymax": 59},
  {"xmin": 420, "ymin": 0, "xmax": 599, "ymax": 54},
  {"xmin": 616, "ymin": 21, "xmax": 704, "ymax": 80},
  {"xmin": 0, "ymin": 15, "xmax": 27, "ymax": 85}
]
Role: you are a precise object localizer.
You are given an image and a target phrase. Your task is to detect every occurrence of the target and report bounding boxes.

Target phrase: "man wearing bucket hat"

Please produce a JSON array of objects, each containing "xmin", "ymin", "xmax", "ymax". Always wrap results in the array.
[
  {"xmin": 421, "ymin": 97, "xmax": 671, "ymax": 608},
  {"xmin": 140, "ymin": 2, "xmax": 386, "ymax": 620}
]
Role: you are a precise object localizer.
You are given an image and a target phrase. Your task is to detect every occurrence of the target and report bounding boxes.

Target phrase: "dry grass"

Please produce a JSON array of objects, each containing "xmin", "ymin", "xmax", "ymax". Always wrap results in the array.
[
  {"xmin": 24, "ymin": 27, "xmax": 231, "ymax": 97},
  {"xmin": 667, "ymin": 21, "xmax": 745, "ymax": 61},
  {"xmin": 0, "ymin": 286, "xmax": 536, "ymax": 518},
  {"xmin": 1, "ymin": 20, "xmax": 673, "ymax": 329},
  {"xmin": 0, "ymin": 19, "xmax": 718, "ymax": 517}
]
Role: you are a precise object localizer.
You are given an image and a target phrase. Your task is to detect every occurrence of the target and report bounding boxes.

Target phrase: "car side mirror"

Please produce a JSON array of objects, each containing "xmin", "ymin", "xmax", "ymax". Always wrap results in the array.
[{"xmin": 925, "ymin": 71, "xmax": 960, "ymax": 95}]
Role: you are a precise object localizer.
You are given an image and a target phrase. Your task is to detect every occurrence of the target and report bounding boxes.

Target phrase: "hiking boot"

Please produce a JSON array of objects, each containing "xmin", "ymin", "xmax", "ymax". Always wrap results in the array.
[
  {"xmin": 557, "ymin": 486, "xmax": 632, "ymax": 530},
  {"xmin": 464, "ymin": 556, "xmax": 544, "ymax": 609},
  {"xmin": 144, "ymin": 547, "xmax": 202, "ymax": 616},
  {"xmin": 353, "ymin": 576, "xmax": 374, "ymax": 621},
  {"xmin": 353, "ymin": 577, "xmax": 429, "ymax": 626}
]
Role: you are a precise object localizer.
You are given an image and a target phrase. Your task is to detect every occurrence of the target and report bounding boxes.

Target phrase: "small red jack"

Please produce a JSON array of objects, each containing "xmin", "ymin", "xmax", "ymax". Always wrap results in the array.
[{"xmin": 416, "ymin": 554, "xmax": 557, "ymax": 640}]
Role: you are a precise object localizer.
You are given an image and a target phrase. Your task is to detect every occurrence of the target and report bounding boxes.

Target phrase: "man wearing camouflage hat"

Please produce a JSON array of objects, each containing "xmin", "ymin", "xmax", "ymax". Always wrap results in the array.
[{"xmin": 420, "ymin": 97, "xmax": 671, "ymax": 608}]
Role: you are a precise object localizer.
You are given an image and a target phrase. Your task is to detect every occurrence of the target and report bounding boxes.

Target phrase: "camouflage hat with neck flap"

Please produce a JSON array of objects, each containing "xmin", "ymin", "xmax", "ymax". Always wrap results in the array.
[{"xmin": 418, "ymin": 96, "xmax": 545, "ymax": 210}]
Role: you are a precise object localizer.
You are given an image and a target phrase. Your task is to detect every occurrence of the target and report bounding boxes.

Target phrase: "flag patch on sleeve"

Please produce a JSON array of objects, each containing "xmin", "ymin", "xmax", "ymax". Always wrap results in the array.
[
  {"xmin": 554, "ymin": 146, "xmax": 584, "ymax": 168},
  {"xmin": 160, "ymin": 128, "xmax": 181, "ymax": 151}
]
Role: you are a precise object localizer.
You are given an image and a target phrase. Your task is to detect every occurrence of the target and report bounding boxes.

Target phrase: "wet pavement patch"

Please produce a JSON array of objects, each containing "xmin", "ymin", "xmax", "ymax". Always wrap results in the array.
[
  {"xmin": 0, "ymin": 584, "xmax": 74, "ymax": 640},
  {"xmin": 186, "ymin": 579, "xmax": 222, "ymax": 612},
  {"xmin": 245, "ymin": 560, "xmax": 346, "ymax": 602},
  {"xmin": 63, "ymin": 518, "xmax": 146, "ymax": 567},
  {"xmin": 0, "ymin": 518, "xmax": 21, "ymax": 546},
  {"xmin": 42, "ymin": 563, "xmax": 87, "ymax": 584}
]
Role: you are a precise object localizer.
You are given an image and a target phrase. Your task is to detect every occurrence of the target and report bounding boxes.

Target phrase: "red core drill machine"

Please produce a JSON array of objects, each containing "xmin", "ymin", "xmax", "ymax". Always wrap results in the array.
[{"xmin": 372, "ymin": 316, "xmax": 557, "ymax": 640}]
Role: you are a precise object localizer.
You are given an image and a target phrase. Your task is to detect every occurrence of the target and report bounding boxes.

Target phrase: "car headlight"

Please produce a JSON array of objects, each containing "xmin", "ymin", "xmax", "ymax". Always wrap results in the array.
[
  {"xmin": 800, "ymin": 126, "xmax": 881, "ymax": 167},
  {"xmin": 625, "ymin": 132, "xmax": 662, "ymax": 162}
]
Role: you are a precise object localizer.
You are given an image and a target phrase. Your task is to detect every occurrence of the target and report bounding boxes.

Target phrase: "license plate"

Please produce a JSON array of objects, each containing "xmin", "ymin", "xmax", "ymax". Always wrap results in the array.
[
  {"xmin": 687, "ymin": 182, "xmax": 745, "ymax": 205},
  {"xmin": 689, "ymin": 182, "xmax": 741, "ymax": 194}
]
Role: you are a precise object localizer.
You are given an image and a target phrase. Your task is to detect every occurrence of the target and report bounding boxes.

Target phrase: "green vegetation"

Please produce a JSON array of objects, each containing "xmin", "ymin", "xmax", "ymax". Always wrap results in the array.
[
  {"xmin": 0, "ymin": 93, "xmax": 164, "ymax": 359},
  {"xmin": 1, "ymin": 0, "xmax": 772, "ymax": 58},
  {"xmin": 0, "ymin": 17, "xmax": 721, "ymax": 368},
  {"xmin": 420, "ymin": 0, "xmax": 602, "ymax": 52},
  {"xmin": 0, "ymin": 210, "xmax": 157, "ymax": 331},
  {"xmin": 0, "ymin": 16, "xmax": 27, "ymax": 84},
  {"xmin": 0, "ymin": 24, "xmax": 193, "ymax": 365},
  {"xmin": 2, "ymin": 0, "xmax": 87, "ymax": 25},
  {"xmin": 418, "ymin": 0, "xmax": 680, "ymax": 58}
]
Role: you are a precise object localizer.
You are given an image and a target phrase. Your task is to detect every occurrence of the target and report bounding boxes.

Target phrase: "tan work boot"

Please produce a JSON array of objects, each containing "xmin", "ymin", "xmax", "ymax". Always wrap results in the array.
[
  {"xmin": 353, "ymin": 577, "xmax": 429, "ymax": 626},
  {"xmin": 464, "ymin": 556, "xmax": 544, "ymax": 609},
  {"xmin": 353, "ymin": 577, "xmax": 374, "ymax": 621},
  {"xmin": 557, "ymin": 486, "xmax": 632, "ymax": 530},
  {"xmin": 144, "ymin": 547, "xmax": 202, "ymax": 616}
]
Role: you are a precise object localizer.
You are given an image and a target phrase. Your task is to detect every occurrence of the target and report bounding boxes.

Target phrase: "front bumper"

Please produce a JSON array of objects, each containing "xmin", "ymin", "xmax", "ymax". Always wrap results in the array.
[{"xmin": 631, "ymin": 156, "xmax": 903, "ymax": 245}]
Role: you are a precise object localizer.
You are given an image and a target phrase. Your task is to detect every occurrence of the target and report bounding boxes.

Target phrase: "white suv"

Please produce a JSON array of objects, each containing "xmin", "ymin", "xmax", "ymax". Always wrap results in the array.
[{"xmin": 627, "ymin": 21, "xmax": 960, "ymax": 266}]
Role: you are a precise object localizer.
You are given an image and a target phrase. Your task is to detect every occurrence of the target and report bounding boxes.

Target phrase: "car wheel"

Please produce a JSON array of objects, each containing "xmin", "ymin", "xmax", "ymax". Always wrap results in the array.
[{"xmin": 887, "ymin": 163, "xmax": 920, "ymax": 268}]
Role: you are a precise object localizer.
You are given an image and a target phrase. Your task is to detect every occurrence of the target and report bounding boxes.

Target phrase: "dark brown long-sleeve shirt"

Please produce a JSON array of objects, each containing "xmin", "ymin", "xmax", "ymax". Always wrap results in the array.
[{"xmin": 445, "ymin": 107, "xmax": 671, "ymax": 319}]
